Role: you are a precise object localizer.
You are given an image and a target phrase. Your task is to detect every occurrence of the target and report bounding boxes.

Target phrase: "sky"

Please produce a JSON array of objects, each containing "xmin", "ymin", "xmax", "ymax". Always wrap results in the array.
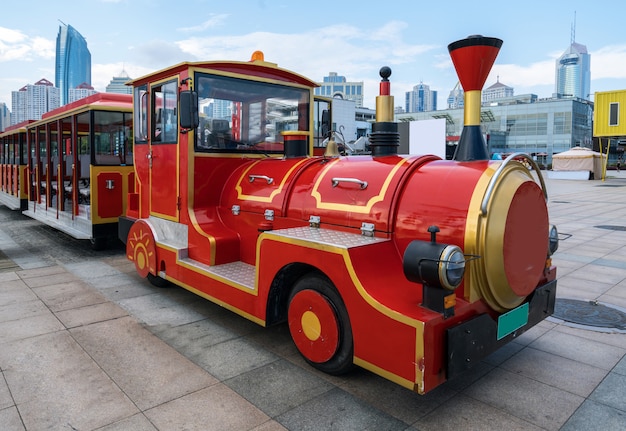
[{"xmin": 1, "ymin": 0, "xmax": 626, "ymax": 111}]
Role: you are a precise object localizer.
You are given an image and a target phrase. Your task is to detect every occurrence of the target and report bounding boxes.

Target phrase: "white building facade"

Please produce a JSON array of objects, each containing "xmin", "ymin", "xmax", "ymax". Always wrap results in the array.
[
  {"xmin": 11, "ymin": 79, "xmax": 60, "ymax": 125},
  {"xmin": 315, "ymin": 72, "xmax": 364, "ymax": 108}
]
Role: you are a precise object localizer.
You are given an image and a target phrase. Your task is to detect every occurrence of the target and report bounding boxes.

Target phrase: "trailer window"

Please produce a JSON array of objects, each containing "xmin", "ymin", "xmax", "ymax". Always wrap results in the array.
[
  {"xmin": 194, "ymin": 73, "xmax": 310, "ymax": 153},
  {"xmin": 93, "ymin": 111, "xmax": 133, "ymax": 166}
]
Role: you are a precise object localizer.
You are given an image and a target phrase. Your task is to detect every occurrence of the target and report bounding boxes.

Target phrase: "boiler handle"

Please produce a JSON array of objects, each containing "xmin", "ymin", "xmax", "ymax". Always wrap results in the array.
[{"xmin": 331, "ymin": 177, "xmax": 368, "ymax": 189}]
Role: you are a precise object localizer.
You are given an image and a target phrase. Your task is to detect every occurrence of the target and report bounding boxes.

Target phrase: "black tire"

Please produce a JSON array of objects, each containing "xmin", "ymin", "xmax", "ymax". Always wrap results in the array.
[
  {"xmin": 90, "ymin": 236, "xmax": 107, "ymax": 251},
  {"xmin": 288, "ymin": 274, "xmax": 354, "ymax": 375},
  {"xmin": 147, "ymin": 272, "xmax": 171, "ymax": 288}
]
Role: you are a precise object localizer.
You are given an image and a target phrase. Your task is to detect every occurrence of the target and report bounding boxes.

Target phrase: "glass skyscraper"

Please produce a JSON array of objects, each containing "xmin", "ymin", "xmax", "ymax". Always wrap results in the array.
[
  {"xmin": 554, "ymin": 41, "xmax": 590, "ymax": 100},
  {"xmin": 55, "ymin": 24, "xmax": 91, "ymax": 106}
]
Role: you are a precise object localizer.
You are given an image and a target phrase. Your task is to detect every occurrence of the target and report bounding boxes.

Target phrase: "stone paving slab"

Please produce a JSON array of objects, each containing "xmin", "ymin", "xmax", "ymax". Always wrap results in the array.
[
  {"xmin": 0, "ymin": 299, "xmax": 50, "ymax": 324},
  {"xmin": 143, "ymin": 384, "xmax": 272, "ymax": 431},
  {"xmin": 529, "ymin": 330, "xmax": 625, "ymax": 371},
  {"xmin": 0, "ymin": 406, "xmax": 24, "ymax": 431},
  {"xmin": 226, "ymin": 359, "xmax": 335, "ymax": 418},
  {"xmin": 416, "ymin": 394, "xmax": 543, "ymax": 431},
  {"xmin": 462, "ymin": 367, "xmax": 584, "ymax": 430},
  {"xmin": 0, "ymin": 331, "xmax": 138, "ymax": 430},
  {"xmin": 275, "ymin": 387, "xmax": 407, "ymax": 431},
  {"xmin": 69, "ymin": 316, "xmax": 218, "ymax": 411},
  {"xmin": 0, "ymin": 312, "xmax": 65, "ymax": 345},
  {"xmin": 55, "ymin": 300, "xmax": 129, "ymax": 328},
  {"xmin": 500, "ymin": 346, "xmax": 608, "ymax": 397}
]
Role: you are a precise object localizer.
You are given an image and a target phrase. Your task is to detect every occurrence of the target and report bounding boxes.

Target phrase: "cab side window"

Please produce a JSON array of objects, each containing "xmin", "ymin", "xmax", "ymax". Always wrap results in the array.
[{"xmin": 152, "ymin": 80, "xmax": 178, "ymax": 143}]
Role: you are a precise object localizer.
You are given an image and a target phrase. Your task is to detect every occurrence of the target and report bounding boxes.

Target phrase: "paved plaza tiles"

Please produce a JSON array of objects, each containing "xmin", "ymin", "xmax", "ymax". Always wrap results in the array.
[{"xmin": 1, "ymin": 172, "xmax": 626, "ymax": 430}]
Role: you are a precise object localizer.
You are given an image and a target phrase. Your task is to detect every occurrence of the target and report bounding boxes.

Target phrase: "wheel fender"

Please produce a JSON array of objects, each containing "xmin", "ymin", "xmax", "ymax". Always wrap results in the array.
[{"xmin": 126, "ymin": 219, "xmax": 158, "ymax": 278}]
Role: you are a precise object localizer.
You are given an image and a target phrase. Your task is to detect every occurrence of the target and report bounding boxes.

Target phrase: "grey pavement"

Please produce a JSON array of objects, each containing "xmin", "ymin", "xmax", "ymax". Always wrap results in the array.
[{"xmin": 1, "ymin": 171, "xmax": 626, "ymax": 430}]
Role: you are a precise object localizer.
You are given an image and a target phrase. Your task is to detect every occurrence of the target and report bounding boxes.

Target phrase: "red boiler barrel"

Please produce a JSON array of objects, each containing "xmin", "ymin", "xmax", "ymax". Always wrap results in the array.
[{"xmin": 394, "ymin": 158, "xmax": 549, "ymax": 313}]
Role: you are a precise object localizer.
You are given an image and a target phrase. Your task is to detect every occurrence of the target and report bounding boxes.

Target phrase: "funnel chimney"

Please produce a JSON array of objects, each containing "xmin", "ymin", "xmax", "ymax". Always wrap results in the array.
[{"xmin": 448, "ymin": 35, "xmax": 502, "ymax": 161}]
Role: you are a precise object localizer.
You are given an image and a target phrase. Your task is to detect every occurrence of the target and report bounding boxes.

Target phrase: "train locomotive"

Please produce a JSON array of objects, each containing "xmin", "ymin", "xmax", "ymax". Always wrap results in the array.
[{"xmin": 119, "ymin": 35, "xmax": 558, "ymax": 394}]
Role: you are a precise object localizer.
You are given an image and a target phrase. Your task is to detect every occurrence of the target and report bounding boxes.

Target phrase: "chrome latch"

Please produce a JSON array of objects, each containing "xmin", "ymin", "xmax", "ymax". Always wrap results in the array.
[
  {"xmin": 309, "ymin": 215, "xmax": 321, "ymax": 228},
  {"xmin": 361, "ymin": 222, "xmax": 375, "ymax": 237},
  {"xmin": 264, "ymin": 209, "xmax": 274, "ymax": 221},
  {"xmin": 232, "ymin": 205, "xmax": 240, "ymax": 216}
]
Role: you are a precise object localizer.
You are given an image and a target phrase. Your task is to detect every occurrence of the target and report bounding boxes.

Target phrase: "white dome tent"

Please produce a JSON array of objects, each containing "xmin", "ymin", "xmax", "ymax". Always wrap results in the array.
[{"xmin": 549, "ymin": 147, "xmax": 603, "ymax": 180}]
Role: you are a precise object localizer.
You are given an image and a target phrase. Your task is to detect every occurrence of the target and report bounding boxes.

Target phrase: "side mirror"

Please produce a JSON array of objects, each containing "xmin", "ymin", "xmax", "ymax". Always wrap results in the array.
[{"xmin": 180, "ymin": 90, "xmax": 199, "ymax": 130}]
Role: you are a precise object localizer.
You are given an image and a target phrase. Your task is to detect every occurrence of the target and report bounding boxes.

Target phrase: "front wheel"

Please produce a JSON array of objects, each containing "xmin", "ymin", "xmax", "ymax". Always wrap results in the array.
[{"xmin": 287, "ymin": 274, "xmax": 354, "ymax": 375}]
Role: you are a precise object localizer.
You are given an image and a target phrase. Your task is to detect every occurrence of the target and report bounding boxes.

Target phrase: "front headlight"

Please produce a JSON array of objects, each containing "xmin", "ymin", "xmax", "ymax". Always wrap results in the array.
[
  {"xmin": 403, "ymin": 241, "xmax": 466, "ymax": 291},
  {"xmin": 439, "ymin": 246, "xmax": 466, "ymax": 290},
  {"xmin": 548, "ymin": 224, "xmax": 559, "ymax": 256}
]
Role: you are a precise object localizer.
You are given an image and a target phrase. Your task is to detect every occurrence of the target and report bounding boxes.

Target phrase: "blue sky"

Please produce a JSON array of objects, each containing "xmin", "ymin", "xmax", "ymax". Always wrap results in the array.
[{"xmin": 1, "ymin": 0, "xmax": 625, "ymax": 110}]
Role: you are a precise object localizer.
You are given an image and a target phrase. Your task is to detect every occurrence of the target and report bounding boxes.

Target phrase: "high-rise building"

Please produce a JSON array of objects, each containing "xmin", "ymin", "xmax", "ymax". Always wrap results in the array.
[
  {"xmin": 11, "ymin": 78, "xmax": 60, "ymax": 125},
  {"xmin": 315, "ymin": 72, "xmax": 364, "ymax": 107},
  {"xmin": 0, "ymin": 103, "xmax": 10, "ymax": 132},
  {"xmin": 405, "ymin": 82, "xmax": 437, "ymax": 113},
  {"xmin": 554, "ymin": 41, "xmax": 590, "ymax": 100},
  {"xmin": 106, "ymin": 71, "xmax": 132, "ymax": 94},
  {"xmin": 447, "ymin": 82, "xmax": 464, "ymax": 110},
  {"xmin": 208, "ymin": 99, "xmax": 232, "ymax": 119},
  {"xmin": 68, "ymin": 82, "xmax": 97, "ymax": 104},
  {"xmin": 483, "ymin": 77, "xmax": 514, "ymax": 103},
  {"xmin": 55, "ymin": 23, "xmax": 91, "ymax": 106}
]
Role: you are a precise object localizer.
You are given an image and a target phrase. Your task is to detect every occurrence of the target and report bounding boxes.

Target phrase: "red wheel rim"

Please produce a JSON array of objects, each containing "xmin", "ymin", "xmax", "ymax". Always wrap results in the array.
[{"xmin": 288, "ymin": 289, "xmax": 339, "ymax": 363}]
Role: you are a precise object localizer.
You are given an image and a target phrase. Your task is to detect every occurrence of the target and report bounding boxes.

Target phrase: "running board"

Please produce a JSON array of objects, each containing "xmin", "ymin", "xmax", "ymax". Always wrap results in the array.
[
  {"xmin": 23, "ymin": 204, "xmax": 91, "ymax": 240},
  {"xmin": 173, "ymin": 258, "xmax": 256, "ymax": 291}
]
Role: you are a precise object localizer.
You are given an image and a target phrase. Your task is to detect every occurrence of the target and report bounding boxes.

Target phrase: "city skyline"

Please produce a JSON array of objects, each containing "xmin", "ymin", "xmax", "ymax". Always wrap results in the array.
[{"xmin": 1, "ymin": 0, "xmax": 625, "ymax": 111}]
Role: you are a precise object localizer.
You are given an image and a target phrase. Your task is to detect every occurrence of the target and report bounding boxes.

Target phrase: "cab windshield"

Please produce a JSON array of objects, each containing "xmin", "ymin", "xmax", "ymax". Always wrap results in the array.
[{"xmin": 194, "ymin": 73, "xmax": 310, "ymax": 153}]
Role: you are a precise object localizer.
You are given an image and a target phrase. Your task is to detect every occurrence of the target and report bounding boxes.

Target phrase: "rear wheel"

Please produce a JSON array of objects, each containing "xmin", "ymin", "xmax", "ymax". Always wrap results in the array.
[
  {"xmin": 90, "ymin": 236, "xmax": 107, "ymax": 251},
  {"xmin": 287, "ymin": 274, "xmax": 353, "ymax": 375},
  {"xmin": 147, "ymin": 273, "xmax": 171, "ymax": 288}
]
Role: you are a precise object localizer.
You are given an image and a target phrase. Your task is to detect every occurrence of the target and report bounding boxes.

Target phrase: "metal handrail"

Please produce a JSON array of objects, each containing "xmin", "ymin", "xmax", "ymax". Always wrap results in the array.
[{"xmin": 481, "ymin": 152, "xmax": 548, "ymax": 216}]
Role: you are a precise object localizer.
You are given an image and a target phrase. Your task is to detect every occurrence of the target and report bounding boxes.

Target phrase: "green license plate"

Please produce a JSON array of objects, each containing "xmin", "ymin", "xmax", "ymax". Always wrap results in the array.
[{"xmin": 497, "ymin": 302, "xmax": 529, "ymax": 340}]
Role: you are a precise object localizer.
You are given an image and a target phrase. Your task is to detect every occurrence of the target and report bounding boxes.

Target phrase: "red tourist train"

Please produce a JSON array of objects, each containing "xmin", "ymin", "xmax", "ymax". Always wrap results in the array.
[
  {"xmin": 118, "ymin": 35, "xmax": 558, "ymax": 394},
  {"xmin": 16, "ymin": 93, "xmax": 134, "ymax": 249}
]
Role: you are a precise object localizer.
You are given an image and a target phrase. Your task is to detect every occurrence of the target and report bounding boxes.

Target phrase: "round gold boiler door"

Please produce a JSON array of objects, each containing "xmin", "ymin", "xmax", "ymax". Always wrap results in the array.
[{"xmin": 467, "ymin": 165, "xmax": 549, "ymax": 312}]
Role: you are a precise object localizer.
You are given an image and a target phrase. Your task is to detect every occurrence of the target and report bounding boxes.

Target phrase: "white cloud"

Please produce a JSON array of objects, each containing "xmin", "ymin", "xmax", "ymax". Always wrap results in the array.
[
  {"xmin": 591, "ymin": 44, "xmax": 626, "ymax": 80},
  {"xmin": 0, "ymin": 27, "xmax": 54, "ymax": 63},
  {"xmin": 490, "ymin": 60, "xmax": 556, "ymax": 88},
  {"xmin": 0, "ymin": 27, "xmax": 26, "ymax": 44},
  {"xmin": 176, "ymin": 22, "xmax": 433, "ymax": 77},
  {"xmin": 177, "ymin": 14, "xmax": 230, "ymax": 33}
]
